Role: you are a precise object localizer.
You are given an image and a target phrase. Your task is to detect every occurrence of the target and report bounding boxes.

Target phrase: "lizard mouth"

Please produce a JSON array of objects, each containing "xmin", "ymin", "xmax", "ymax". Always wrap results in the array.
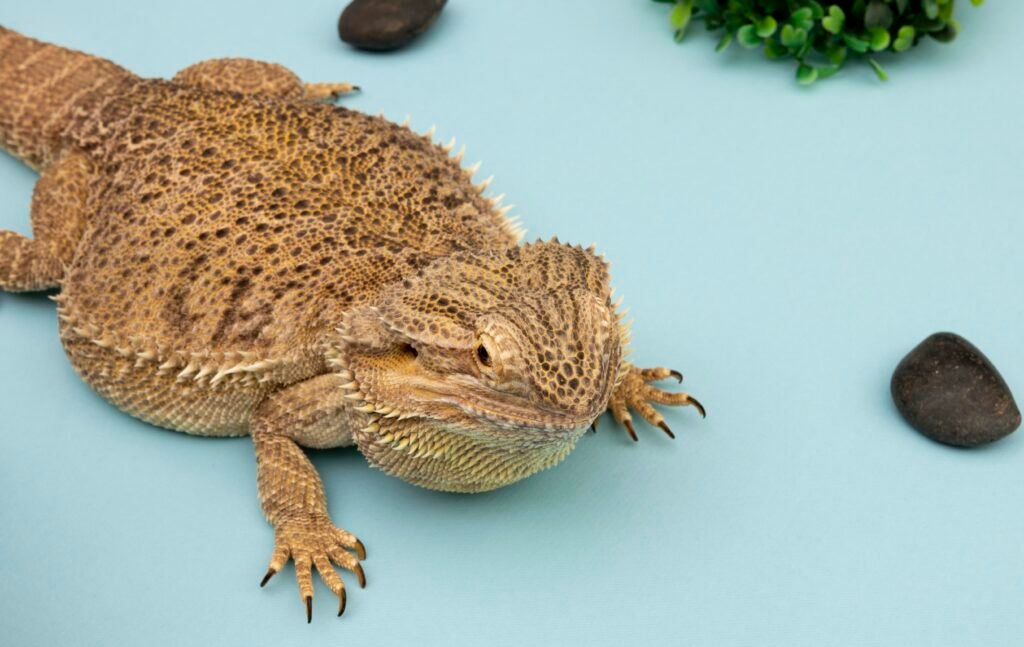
[
  {"xmin": 339, "ymin": 368, "xmax": 606, "ymax": 433},
  {"xmin": 400, "ymin": 374, "xmax": 603, "ymax": 432}
]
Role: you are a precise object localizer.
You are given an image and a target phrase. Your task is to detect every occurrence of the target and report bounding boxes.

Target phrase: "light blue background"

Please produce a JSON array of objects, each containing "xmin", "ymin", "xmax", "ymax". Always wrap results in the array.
[{"xmin": 1, "ymin": 1, "xmax": 1022, "ymax": 645}]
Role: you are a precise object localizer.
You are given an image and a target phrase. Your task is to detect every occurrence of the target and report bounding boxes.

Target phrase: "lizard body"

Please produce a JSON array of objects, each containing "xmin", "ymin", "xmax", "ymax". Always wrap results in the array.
[{"xmin": 0, "ymin": 27, "xmax": 704, "ymax": 620}]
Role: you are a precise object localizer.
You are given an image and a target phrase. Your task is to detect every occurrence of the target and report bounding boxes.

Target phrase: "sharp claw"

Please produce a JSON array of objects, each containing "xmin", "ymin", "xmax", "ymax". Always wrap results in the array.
[
  {"xmin": 338, "ymin": 589, "xmax": 347, "ymax": 617},
  {"xmin": 590, "ymin": 417, "xmax": 599, "ymax": 433},
  {"xmin": 355, "ymin": 563, "xmax": 366, "ymax": 588},
  {"xmin": 354, "ymin": 539, "xmax": 366, "ymax": 561},
  {"xmin": 690, "ymin": 397, "xmax": 707, "ymax": 419},
  {"xmin": 670, "ymin": 369, "xmax": 683, "ymax": 383},
  {"xmin": 624, "ymin": 419, "xmax": 638, "ymax": 442},
  {"xmin": 260, "ymin": 568, "xmax": 276, "ymax": 588},
  {"xmin": 306, "ymin": 595, "xmax": 312, "ymax": 623},
  {"xmin": 656, "ymin": 421, "xmax": 676, "ymax": 439}
]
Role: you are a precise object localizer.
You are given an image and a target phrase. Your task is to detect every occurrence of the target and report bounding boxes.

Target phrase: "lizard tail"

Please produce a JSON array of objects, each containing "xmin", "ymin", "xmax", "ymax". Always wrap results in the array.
[{"xmin": 0, "ymin": 26, "xmax": 135, "ymax": 170}]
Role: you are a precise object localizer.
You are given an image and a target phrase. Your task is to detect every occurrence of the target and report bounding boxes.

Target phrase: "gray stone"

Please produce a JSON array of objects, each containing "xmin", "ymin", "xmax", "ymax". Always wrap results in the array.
[
  {"xmin": 891, "ymin": 332, "xmax": 1021, "ymax": 447},
  {"xmin": 338, "ymin": 0, "xmax": 447, "ymax": 51}
]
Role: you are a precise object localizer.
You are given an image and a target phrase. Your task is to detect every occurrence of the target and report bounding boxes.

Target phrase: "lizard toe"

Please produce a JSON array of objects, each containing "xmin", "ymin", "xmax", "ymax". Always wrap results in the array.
[
  {"xmin": 261, "ymin": 513, "xmax": 365, "ymax": 621},
  {"xmin": 607, "ymin": 364, "xmax": 704, "ymax": 440}
]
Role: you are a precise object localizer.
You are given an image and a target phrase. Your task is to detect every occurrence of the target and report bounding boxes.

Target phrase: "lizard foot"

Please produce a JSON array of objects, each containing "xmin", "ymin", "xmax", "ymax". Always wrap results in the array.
[
  {"xmin": 608, "ymin": 365, "xmax": 705, "ymax": 441},
  {"xmin": 304, "ymin": 82, "xmax": 361, "ymax": 103},
  {"xmin": 260, "ymin": 513, "xmax": 366, "ymax": 622}
]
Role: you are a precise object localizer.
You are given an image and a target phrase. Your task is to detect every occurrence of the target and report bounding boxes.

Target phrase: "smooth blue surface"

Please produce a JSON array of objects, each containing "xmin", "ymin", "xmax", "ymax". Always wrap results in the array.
[{"xmin": 1, "ymin": 2, "xmax": 1022, "ymax": 645}]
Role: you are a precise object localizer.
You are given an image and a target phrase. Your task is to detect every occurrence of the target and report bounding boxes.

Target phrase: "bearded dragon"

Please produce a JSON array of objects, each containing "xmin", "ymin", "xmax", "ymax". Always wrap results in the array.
[{"xmin": 0, "ymin": 27, "xmax": 705, "ymax": 621}]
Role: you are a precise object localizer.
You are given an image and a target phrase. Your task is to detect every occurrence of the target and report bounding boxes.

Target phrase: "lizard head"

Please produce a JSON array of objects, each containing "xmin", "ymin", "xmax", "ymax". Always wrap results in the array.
[{"xmin": 327, "ymin": 240, "xmax": 625, "ymax": 492}]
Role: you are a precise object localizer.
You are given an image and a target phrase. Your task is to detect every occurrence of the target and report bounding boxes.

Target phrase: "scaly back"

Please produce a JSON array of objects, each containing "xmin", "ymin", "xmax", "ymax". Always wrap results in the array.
[{"xmin": 58, "ymin": 79, "xmax": 522, "ymax": 367}]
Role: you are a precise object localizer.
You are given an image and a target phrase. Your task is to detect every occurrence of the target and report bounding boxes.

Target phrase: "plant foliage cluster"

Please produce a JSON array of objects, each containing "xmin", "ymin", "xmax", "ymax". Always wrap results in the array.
[{"xmin": 654, "ymin": 0, "xmax": 984, "ymax": 84}]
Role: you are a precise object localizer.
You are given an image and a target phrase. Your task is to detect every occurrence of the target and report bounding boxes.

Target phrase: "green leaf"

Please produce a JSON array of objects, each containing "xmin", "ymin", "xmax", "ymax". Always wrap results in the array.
[
  {"xmin": 816, "ymin": 64, "xmax": 841, "ymax": 79},
  {"xmin": 930, "ymin": 19, "xmax": 959, "ymax": 43},
  {"xmin": 923, "ymin": 0, "xmax": 939, "ymax": 20},
  {"xmin": 868, "ymin": 58, "xmax": 889, "ymax": 81},
  {"xmin": 668, "ymin": 0, "xmax": 695, "ymax": 41},
  {"xmin": 790, "ymin": 7, "xmax": 815, "ymax": 31},
  {"xmin": 893, "ymin": 25, "xmax": 916, "ymax": 51},
  {"xmin": 781, "ymin": 24, "xmax": 807, "ymax": 49},
  {"xmin": 914, "ymin": 16, "xmax": 946, "ymax": 33},
  {"xmin": 755, "ymin": 16, "xmax": 778, "ymax": 38},
  {"xmin": 669, "ymin": 0, "xmax": 693, "ymax": 30},
  {"xmin": 826, "ymin": 43, "xmax": 848, "ymax": 64},
  {"xmin": 796, "ymin": 63, "xmax": 819, "ymax": 85},
  {"xmin": 715, "ymin": 32, "xmax": 733, "ymax": 52},
  {"xmin": 764, "ymin": 39, "xmax": 790, "ymax": 59},
  {"xmin": 864, "ymin": 1, "xmax": 894, "ymax": 29},
  {"xmin": 843, "ymin": 33, "xmax": 870, "ymax": 53},
  {"xmin": 868, "ymin": 26, "xmax": 891, "ymax": 51},
  {"xmin": 822, "ymin": 5, "xmax": 845, "ymax": 34},
  {"xmin": 737, "ymin": 24, "xmax": 763, "ymax": 48}
]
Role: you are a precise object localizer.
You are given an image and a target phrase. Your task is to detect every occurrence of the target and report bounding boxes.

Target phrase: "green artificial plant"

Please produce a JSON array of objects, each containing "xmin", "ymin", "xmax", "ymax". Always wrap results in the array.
[{"xmin": 654, "ymin": 0, "xmax": 984, "ymax": 84}]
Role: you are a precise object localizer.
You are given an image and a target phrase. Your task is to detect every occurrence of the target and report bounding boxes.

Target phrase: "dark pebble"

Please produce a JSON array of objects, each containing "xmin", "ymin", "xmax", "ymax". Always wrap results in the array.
[
  {"xmin": 338, "ymin": 0, "xmax": 447, "ymax": 51},
  {"xmin": 891, "ymin": 332, "xmax": 1021, "ymax": 447}
]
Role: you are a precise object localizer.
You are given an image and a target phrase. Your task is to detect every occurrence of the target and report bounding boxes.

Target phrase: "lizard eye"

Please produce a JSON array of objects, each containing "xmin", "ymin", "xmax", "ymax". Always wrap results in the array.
[{"xmin": 476, "ymin": 343, "xmax": 492, "ymax": 367}]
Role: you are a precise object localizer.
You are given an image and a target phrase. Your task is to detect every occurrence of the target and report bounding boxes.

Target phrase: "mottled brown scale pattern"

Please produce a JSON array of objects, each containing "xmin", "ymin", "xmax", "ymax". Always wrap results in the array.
[
  {"xmin": 63, "ymin": 79, "xmax": 513, "ymax": 361},
  {"xmin": 173, "ymin": 59, "xmax": 310, "ymax": 100},
  {"xmin": 0, "ymin": 27, "xmax": 704, "ymax": 621}
]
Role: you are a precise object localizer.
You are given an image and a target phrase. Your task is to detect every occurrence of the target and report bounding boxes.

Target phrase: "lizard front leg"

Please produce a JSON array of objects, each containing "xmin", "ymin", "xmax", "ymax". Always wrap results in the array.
[
  {"xmin": 252, "ymin": 373, "xmax": 368, "ymax": 621},
  {"xmin": 1, "ymin": 151, "xmax": 93, "ymax": 292},
  {"xmin": 172, "ymin": 58, "xmax": 358, "ymax": 103},
  {"xmin": 608, "ymin": 364, "xmax": 705, "ymax": 441}
]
